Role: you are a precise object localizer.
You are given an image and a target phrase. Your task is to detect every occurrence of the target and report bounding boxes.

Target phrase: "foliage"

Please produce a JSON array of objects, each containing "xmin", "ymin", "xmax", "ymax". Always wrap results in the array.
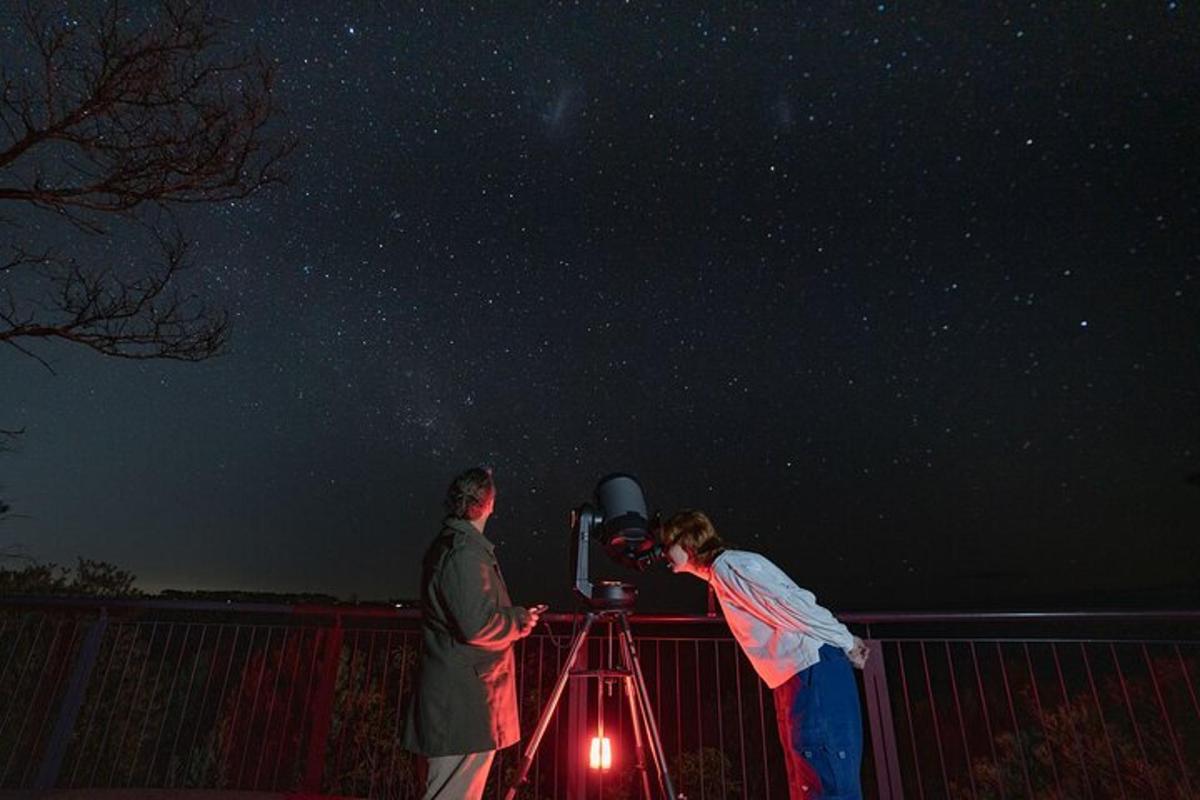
[
  {"xmin": 0, "ymin": 557, "xmax": 140, "ymax": 596},
  {"xmin": 673, "ymin": 745, "xmax": 741, "ymax": 800},
  {"xmin": 948, "ymin": 652, "xmax": 1200, "ymax": 800}
]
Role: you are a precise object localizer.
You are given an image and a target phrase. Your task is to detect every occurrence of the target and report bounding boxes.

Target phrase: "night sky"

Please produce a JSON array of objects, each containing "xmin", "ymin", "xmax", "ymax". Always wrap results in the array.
[{"xmin": 2, "ymin": 3, "xmax": 1197, "ymax": 612}]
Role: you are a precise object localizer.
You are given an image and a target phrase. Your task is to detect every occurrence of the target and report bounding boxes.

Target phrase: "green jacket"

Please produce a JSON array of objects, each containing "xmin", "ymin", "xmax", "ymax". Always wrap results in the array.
[{"xmin": 402, "ymin": 517, "xmax": 526, "ymax": 756}]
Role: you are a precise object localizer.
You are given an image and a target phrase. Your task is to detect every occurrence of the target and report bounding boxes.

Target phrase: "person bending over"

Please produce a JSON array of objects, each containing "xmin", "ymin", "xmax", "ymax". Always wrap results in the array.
[{"xmin": 662, "ymin": 509, "xmax": 869, "ymax": 800}]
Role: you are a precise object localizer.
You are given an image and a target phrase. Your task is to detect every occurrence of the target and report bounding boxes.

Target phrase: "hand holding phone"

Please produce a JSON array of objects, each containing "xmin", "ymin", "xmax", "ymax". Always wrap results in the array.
[{"xmin": 518, "ymin": 604, "xmax": 547, "ymax": 637}]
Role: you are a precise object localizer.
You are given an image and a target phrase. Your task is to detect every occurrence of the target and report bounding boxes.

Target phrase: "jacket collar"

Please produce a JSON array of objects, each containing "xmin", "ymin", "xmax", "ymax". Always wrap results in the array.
[{"xmin": 443, "ymin": 516, "xmax": 495, "ymax": 554}]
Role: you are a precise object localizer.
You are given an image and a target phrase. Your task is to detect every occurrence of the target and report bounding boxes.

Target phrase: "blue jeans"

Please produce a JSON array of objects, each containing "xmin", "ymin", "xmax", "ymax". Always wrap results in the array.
[{"xmin": 772, "ymin": 645, "xmax": 864, "ymax": 800}]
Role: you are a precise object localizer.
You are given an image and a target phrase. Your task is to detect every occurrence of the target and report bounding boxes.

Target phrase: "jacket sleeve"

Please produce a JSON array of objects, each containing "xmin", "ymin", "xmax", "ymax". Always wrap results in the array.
[
  {"xmin": 713, "ymin": 556, "xmax": 854, "ymax": 651},
  {"xmin": 440, "ymin": 546, "xmax": 525, "ymax": 650}
]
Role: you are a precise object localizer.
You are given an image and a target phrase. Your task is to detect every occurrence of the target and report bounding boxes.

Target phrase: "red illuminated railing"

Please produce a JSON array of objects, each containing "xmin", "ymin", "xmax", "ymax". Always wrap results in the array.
[{"xmin": 0, "ymin": 597, "xmax": 1197, "ymax": 799}]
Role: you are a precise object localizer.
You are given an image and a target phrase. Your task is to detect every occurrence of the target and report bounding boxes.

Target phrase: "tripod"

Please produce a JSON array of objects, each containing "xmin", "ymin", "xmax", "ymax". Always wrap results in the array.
[{"xmin": 503, "ymin": 607, "xmax": 680, "ymax": 800}]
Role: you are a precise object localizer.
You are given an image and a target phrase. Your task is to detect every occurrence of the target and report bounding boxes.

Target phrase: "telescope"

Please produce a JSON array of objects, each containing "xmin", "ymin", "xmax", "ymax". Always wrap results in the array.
[
  {"xmin": 570, "ymin": 473, "xmax": 665, "ymax": 609},
  {"xmin": 506, "ymin": 472, "xmax": 679, "ymax": 799}
]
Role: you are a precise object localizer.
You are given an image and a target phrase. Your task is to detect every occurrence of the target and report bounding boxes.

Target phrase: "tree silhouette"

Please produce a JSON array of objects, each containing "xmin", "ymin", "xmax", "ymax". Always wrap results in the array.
[
  {"xmin": 0, "ymin": 556, "xmax": 140, "ymax": 596},
  {"xmin": 0, "ymin": 0, "xmax": 290, "ymax": 366},
  {"xmin": 0, "ymin": 0, "xmax": 292, "ymax": 519}
]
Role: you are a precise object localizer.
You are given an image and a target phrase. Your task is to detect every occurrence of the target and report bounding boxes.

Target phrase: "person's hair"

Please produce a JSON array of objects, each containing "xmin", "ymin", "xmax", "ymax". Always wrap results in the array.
[
  {"xmin": 660, "ymin": 510, "xmax": 726, "ymax": 567},
  {"xmin": 444, "ymin": 467, "xmax": 495, "ymax": 520}
]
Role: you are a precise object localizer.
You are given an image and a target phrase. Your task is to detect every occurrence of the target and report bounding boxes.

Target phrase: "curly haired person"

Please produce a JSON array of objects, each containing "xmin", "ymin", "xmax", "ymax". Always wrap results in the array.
[{"xmin": 662, "ymin": 510, "xmax": 869, "ymax": 800}]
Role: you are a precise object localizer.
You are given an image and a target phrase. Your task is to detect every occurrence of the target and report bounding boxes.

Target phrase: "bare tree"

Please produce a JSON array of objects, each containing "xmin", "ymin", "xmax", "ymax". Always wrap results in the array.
[
  {"xmin": 0, "ymin": 0, "xmax": 291, "ymax": 365},
  {"xmin": 0, "ymin": 1, "xmax": 291, "ymax": 527}
]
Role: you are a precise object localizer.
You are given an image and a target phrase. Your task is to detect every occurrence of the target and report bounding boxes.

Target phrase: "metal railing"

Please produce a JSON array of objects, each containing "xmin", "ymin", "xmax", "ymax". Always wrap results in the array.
[{"xmin": 1, "ymin": 597, "xmax": 1197, "ymax": 799}]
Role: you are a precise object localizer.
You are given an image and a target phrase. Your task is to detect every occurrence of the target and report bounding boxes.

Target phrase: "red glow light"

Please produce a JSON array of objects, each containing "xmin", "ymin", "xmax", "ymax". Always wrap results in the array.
[{"xmin": 589, "ymin": 735, "xmax": 612, "ymax": 770}]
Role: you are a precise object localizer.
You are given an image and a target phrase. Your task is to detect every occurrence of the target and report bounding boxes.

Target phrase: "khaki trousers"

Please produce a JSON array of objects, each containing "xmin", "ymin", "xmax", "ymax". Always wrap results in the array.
[{"xmin": 420, "ymin": 749, "xmax": 496, "ymax": 800}]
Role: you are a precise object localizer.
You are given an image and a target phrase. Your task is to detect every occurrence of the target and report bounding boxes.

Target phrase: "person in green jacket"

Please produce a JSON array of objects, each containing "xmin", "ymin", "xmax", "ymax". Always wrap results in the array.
[{"xmin": 402, "ymin": 467, "xmax": 542, "ymax": 800}]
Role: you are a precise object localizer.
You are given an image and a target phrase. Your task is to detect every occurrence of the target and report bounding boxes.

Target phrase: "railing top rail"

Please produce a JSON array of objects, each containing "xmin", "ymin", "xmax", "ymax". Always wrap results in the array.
[
  {"xmin": 840, "ymin": 609, "xmax": 1200, "ymax": 623},
  {"xmin": 1, "ymin": 595, "xmax": 1198, "ymax": 624}
]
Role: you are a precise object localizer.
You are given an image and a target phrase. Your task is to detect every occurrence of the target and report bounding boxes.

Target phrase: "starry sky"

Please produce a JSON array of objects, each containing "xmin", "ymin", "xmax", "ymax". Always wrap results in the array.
[{"xmin": 2, "ymin": 2, "xmax": 1197, "ymax": 612}]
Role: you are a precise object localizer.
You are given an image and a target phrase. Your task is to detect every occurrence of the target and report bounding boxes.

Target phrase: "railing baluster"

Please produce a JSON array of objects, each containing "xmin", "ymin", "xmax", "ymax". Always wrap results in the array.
[
  {"xmin": 210, "ymin": 625, "xmax": 244, "ymax": 787},
  {"xmin": 756, "ymin": 657, "xmax": 770, "ymax": 800},
  {"xmin": 553, "ymin": 627, "xmax": 563, "ymax": 800},
  {"xmin": 0, "ymin": 613, "xmax": 49, "ymax": 782},
  {"xmin": 219, "ymin": 624, "xmax": 257, "ymax": 786},
  {"xmin": 279, "ymin": 628, "xmax": 309, "ymax": 791},
  {"xmin": 1110, "ymin": 642, "xmax": 1156, "ymax": 800},
  {"xmin": 534, "ymin": 633, "xmax": 544, "ymax": 799},
  {"xmin": 676, "ymin": 639, "xmax": 685, "ymax": 798},
  {"xmin": 254, "ymin": 626, "xmax": 289, "ymax": 790},
  {"xmin": 694, "ymin": 639, "xmax": 705, "ymax": 800},
  {"xmin": 897, "ymin": 642, "xmax": 925, "ymax": 800},
  {"xmin": 109, "ymin": 621, "xmax": 158, "ymax": 787},
  {"xmin": 1143, "ymin": 643, "xmax": 1192, "ymax": 797},
  {"xmin": 332, "ymin": 627, "xmax": 360, "ymax": 790},
  {"xmin": 293, "ymin": 627, "xmax": 323, "ymax": 790},
  {"xmin": 1022, "ymin": 642, "xmax": 1061, "ymax": 797},
  {"xmin": 919, "ymin": 641, "xmax": 950, "ymax": 796},
  {"xmin": 997, "ymin": 641, "xmax": 1034, "ymax": 798},
  {"xmin": 0, "ymin": 614, "xmax": 28, "ymax": 682},
  {"xmin": 1176, "ymin": 644, "xmax": 1200, "ymax": 722},
  {"xmin": 165, "ymin": 623, "xmax": 208, "ymax": 788},
  {"xmin": 734, "ymin": 643, "xmax": 747, "ymax": 799},
  {"xmin": 21, "ymin": 618, "xmax": 78, "ymax": 787},
  {"xmin": 356, "ymin": 628, "xmax": 378, "ymax": 799},
  {"xmin": 238, "ymin": 625, "xmax": 274, "ymax": 786},
  {"xmin": 387, "ymin": 630, "xmax": 408, "ymax": 797},
  {"xmin": 969, "ymin": 641, "xmax": 1003, "ymax": 800},
  {"xmin": 90, "ymin": 623, "xmax": 138, "ymax": 787},
  {"xmin": 1050, "ymin": 641, "xmax": 1093, "ymax": 799},
  {"xmin": 944, "ymin": 641, "xmax": 976, "ymax": 799},
  {"xmin": 368, "ymin": 628, "xmax": 393, "ymax": 800},
  {"xmin": 146, "ymin": 622, "xmax": 192, "ymax": 786},
  {"xmin": 187, "ymin": 624, "xmax": 231, "ymax": 786},
  {"xmin": 1081, "ymin": 641, "xmax": 1126, "ymax": 800},
  {"xmin": 127, "ymin": 622, "xmax": 175, "ymax": 785},
  {"xmin": 714, "ymin": 638, "xmax": 725, "ymax": 798},
  {"xmin": 71, "ymin": 617, "xmax": 123, "ymax": 787},
  {"xmin": 2, "ymin": 601, "xmax": 1199, "ymax": 798}
]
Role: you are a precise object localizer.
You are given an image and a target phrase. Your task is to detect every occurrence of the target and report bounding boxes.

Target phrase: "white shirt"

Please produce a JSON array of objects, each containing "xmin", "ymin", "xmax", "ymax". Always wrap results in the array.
[{"xmin": 709, "ymin": 549, "xmax": 855, "ymax": 689}]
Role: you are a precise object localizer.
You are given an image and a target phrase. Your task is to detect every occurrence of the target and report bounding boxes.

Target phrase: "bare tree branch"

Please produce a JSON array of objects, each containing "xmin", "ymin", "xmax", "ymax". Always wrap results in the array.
[
  {"xmin": 0, "ymin": 0, "xmax": 291, "ymax": 366},
  {"xmin": 0, "ymin": 0, "xmax": 289, "ymax": 367},
  {"xmin": 1, "ymin": 226, "xmax": 228, "ymax": 363},
  {"xmin": 0, "ymin": 1, "xmax": 291, "ymax": 523},
  {"xmin": 0, "ymin": 0, "xmax": 292, "ymax": 214}
]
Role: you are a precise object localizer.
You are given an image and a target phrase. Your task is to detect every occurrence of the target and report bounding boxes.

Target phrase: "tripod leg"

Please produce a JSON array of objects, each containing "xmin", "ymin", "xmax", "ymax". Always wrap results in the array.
[
  {"xmin": 621, "ymin": 670, "xmax": 656, "ymax": 800},
  {"xmin": 502, "ymin": 613, "xmax": 596, "ymax": 800},
  {"xmin": 617, "ymin": 615, "xmax": 679, "ymax": 799}
]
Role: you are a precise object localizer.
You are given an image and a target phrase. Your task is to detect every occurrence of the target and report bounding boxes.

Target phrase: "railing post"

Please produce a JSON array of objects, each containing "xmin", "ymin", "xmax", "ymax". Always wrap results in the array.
[
  {"xmin": 33, "ymin": 610, "xmax": 109, "ymax": 790},
  {"xmin": 863, "ymin": 638, "xmax": 904, "ymax": 800},
  {"xmin": 301, "ymin": 616, "xmax": 344, "ymax": 794}
]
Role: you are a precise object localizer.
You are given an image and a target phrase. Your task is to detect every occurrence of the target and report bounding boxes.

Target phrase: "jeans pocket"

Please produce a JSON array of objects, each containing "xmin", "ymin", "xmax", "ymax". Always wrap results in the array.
[{"xmin": 807, "ymin": 741, "xmax": 859, "ymax": 799}]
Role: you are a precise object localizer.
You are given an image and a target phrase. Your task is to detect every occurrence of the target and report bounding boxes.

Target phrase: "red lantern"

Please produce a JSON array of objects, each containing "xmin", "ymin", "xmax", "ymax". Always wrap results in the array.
[{"xmin": 589, "ymin": 735, "xmax": 612, "ymax": 770}]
